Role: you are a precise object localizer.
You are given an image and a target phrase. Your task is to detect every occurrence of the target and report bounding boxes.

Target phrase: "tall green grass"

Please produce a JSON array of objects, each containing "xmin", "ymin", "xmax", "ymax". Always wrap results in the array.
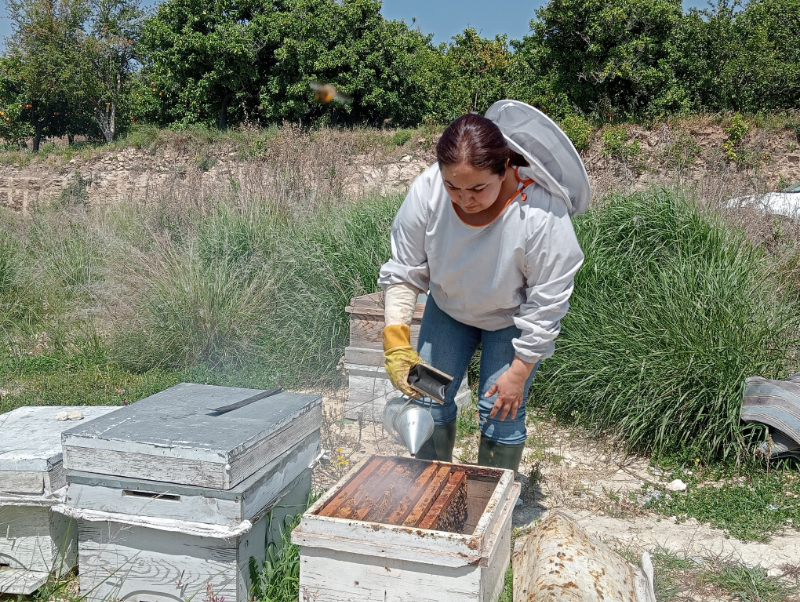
[
  {"xmin": 534, "ymin": 190, "xmax": 800, "ymax": 462},
  {"xmin": 112, "ymin": 195, "xmax": 400, "ymax": 385}
]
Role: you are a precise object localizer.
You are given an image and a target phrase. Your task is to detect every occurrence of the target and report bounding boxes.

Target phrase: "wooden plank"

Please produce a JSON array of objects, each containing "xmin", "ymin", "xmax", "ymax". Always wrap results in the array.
[
  {"xmin": 380, "ymin": 463, "xmax": 439, "ymax": 525},
  {"xmin": 0, "ymin": 471, "xmax": 43, "ymax": 495},
  {"xmin": 44, "ymin": 462, "xmax": 65, "ymax": 493},
  {"xmin": 344, "ymin": 346, "xmax": 384, "ymax": 366},
  {"xmin": 418, "ymin": 469, "xmax": 467, "ymax": 531},
  {"xmin": 0, "ymin": 505, "xmax": 75, "ymax": 574},
  {"xmin": 332, "ymin": 459, "xmax": 399, "ymax": 520},
  {"xmin": 227, "ymin": 403, "xmax": 322, "ymax": 488},
  {"xmin": 296, "ymin": 546, "xmax": 483, "ymax": 602},
  {"xmin": 352, "ymin": 460, "xmax": 428, "ymax": 522},
  {"xmin": 402, "ymin": 465, "xmax": 452, "ymax": 527},
  {"xmin": 0, "ymin": 568, "xmax": 49, "ymax": 595},
  {"xmin": 317, "ymin": 457, "xmax": 386, "ymax": 517},
  {"xmin": 349, "ymin": 316, "xmax": 422, "ymax": 348},
  {"xmin": 77, "ymin": 520, "xmax": 239, "ymax": 602},
  {"xmin": 64, "ymin": 446, "xmax": 225, "ymax": 489},
  {"xmin": 65, "ymin": 404, "xmax": 321, "ymax": 490}
]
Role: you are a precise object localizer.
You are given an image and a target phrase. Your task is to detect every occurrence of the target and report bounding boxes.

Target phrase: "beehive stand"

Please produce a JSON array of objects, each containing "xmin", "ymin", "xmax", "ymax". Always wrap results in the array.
[
  {"xmin": 293, "ymin": 455, "xmax": 520, "ymax": 602},
  {"xmin": 0, "ymin": 406, "xmax": 117, "ymax": 595},
  {"xmin": 344, "ymin": 293, "xmax": 471, "ymax": 421}
]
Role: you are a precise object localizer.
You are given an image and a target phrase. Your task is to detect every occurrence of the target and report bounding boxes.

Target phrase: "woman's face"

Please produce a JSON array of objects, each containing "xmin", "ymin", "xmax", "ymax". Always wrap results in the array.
[{"xmin": 440, "ymin": 162, "xmax": 507, "ymax": 214}]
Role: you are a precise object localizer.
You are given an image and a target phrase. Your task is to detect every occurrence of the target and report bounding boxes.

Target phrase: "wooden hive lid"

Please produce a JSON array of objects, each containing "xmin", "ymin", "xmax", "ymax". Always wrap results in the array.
[
  {"xmin": 0, "ymin": 406, "xmax": 118, "ymax": 495},
  {"xmin": 345, "ymin": 292, "xmax": 427, "ymax": 320},
  {"xmin": 62, "ymin": 383, "xmax": 322, "ymax": 490}
]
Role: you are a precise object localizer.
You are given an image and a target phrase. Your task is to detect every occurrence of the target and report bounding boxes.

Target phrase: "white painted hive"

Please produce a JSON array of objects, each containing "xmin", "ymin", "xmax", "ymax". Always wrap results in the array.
[
  {"xmin": 0, "ymin": 405, "xmax": 117, "ymax": 595},
  {"xmin": 58, "ymin": 384, "xmax": 322, "ymax": 602},
  {"xmin": 292, "ymin": 455, "xmax": 520, "ymax": 602},
  {"xmin": 345, "ymin": 293, "xmax": 470, "ymax": 421},
  {"xmin": 74, "ymin": 469, "xmax": 312, "ymax": 602}
]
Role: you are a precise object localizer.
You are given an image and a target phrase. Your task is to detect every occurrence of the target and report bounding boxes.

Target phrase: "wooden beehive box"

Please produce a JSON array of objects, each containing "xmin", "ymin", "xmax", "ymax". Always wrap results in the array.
[
  {"xmin": 0, "ymin": 406, "xmax": 117, "ymax": 594},
  {"xmin": 345, "ymin": 292, "xmax": 471, "ymax": 421},
  {"xmin": 62, "ymin": 383, "xmax": 322, "ymax": 489},
  {"xmin": 59, "ymin": 384, "xmax": 322, "ymax": 602},
  {"xmin": 292, "ymin": 455, "xmax": 520, "ymax": 602},
  {"xmin": 73, "ymin": 468, "xmax": 312, "ymax": 602}
]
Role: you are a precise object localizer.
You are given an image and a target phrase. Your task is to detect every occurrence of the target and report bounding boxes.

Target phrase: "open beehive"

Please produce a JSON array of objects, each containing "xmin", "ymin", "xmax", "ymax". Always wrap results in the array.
[{"xmin": 293, "ymin": 455, "xmax": 520, "ymax": 602}]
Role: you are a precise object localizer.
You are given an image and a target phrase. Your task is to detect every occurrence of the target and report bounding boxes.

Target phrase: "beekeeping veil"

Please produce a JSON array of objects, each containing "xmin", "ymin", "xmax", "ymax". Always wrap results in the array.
[{"xmin": 485, "ymin": 100, "xmax": 590, "ymax": 217}]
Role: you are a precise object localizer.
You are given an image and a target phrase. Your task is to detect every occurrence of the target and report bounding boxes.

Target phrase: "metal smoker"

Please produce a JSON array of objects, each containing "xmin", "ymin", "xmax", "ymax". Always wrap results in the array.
[{"xmin": 382, "ymin": 394, "xmax": 435, "ymax": 456}]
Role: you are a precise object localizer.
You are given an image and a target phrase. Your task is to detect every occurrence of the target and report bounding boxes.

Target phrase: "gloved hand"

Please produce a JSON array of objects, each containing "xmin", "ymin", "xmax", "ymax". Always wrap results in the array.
[{"xmin": 383, "ymin": 324, "xmax": 422, "ymax": 398}]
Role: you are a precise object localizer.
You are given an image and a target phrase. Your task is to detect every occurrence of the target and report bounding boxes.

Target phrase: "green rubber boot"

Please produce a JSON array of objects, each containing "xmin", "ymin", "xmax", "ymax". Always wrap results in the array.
[
  {"xmin": 477, "ymin": 436, "xmax": 526, "ymax": 473},
  {"xmin": 414, "ymin": 420, "xmax": 457, "ymax": 462}
]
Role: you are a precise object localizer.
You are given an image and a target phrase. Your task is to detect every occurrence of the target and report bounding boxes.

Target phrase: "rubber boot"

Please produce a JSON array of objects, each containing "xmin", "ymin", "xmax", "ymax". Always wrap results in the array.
[
  {"xmin": 414, "ymin": 419, "xmax": 457, "ymax": 462},
  {"xmin": 477, "ymin": 436, "xmax": 526, "ymax": 473}
]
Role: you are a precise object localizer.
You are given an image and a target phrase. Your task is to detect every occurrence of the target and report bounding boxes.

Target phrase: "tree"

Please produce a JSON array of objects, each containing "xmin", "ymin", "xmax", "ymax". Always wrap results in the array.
[
  {"xmin": 138, "ymin": 0, "xmax": 437, "ymax": 129},
  {"xmin": 522, "ymin": 0, "xmax": 685, "ymax": 119},
  {"xmin": 80, "ymin": 0, "xmax": 144, "ymax": 142},
  {"xmin": 425, "ymin": 29, "xmax": 514, "ymax": 123},
  {"xmin": 258, "ymin": 0, "xmax": 436, "ymax": 127},
  {"xmin": 139, "ymin": 0, "xmax": 270, "ymax": 129},
  {"xmin": 5, "ymin": 0, "xmax": 88, "ymax": 150}
]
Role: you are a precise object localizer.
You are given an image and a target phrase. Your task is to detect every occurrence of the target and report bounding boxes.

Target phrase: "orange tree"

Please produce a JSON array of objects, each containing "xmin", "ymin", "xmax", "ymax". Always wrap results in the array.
[
  {"xmin": 4, "ymin": 0, "xmax": 89, "ymax": 150},
  {"xmin": 138, "ymin": 0, "xmax": 437, "ymax": 129}
]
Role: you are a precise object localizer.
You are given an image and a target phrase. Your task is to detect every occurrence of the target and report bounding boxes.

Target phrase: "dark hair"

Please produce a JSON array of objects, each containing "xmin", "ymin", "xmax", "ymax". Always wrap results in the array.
[{"xmin": 436, "ymin": 113, "xmax": 528, "ymax": 175}]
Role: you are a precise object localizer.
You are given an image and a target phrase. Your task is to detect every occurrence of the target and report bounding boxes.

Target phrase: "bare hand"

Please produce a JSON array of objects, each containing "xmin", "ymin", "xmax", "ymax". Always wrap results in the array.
[{"xmin": 485, "ymin": 358, "xmax": 535, "ymax": 421}]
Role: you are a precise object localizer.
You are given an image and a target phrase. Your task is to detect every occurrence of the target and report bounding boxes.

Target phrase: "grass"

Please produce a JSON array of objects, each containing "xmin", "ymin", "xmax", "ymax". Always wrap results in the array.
[
  {"xmin": 707, "ymin": 563, "xmax": 797, "ymax": 602},
  {"xmin": 533, "ymin": 189, "xmax": 800, "ymax": 463},
  {"xmin": 644, "ymin": 463, "xmax": 800, "ymax": 542}
]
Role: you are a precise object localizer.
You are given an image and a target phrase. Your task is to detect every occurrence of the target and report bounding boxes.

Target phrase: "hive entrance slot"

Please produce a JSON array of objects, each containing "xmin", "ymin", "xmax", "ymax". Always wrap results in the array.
[
  {"xmin": 0, "ymin": 562, "xmax": 10, "ymax": 570},
  {"xmin": 315, "ymin": 456, "xmax": 502, "ymax": 534},
  {"xmin": 123, "ymin": 490, "xmax": 180, "ymax": 502}
]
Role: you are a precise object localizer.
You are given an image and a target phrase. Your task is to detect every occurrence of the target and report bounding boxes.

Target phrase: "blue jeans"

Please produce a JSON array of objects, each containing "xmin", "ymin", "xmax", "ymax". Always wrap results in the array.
[{"xmin": 414, "ymin": 296, "xmax": 538, "ymax": 445}]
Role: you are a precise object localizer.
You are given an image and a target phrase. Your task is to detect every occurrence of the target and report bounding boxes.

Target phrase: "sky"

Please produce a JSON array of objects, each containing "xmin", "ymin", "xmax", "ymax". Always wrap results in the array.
[{"xmin": 0, "ymin": 0, "xmax": 712, "ymax": 51}]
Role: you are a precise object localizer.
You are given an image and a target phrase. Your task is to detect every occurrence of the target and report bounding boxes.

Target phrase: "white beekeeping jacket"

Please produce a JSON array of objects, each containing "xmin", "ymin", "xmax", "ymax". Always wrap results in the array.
[{"xmin": 378, "ymin": 162, "xmax": 584, "ymax": 364}]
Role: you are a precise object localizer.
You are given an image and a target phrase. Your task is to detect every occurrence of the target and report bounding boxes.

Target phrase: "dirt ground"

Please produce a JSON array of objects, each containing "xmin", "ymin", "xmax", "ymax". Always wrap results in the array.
[{"xmin": 312, "ymin": 391, "xmax": 800, "ymax": 601}]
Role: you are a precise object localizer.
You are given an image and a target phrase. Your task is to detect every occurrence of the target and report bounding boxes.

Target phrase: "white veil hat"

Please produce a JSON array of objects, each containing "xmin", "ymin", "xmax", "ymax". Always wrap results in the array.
[{"xmin": 485, "ymin": 100, "xmax": 591, "ymax": 216}]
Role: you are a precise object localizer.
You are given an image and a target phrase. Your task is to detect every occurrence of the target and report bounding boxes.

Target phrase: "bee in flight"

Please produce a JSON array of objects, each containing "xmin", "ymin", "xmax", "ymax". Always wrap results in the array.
[{"xmin": 310, "ymin": 82, "xmax": 352, "ymax": 105}]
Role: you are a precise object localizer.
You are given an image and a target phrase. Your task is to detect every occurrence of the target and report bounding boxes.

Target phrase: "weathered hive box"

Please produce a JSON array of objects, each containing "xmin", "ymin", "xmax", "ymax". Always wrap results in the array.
[
  {"xmin": 345, "ymin": 292, "xmax": 470, "ymax": 421},
  {"xmin": 292, "ymin": 455, "xmax": 520, "ymax": 602},
  {"xmin": 71, "ymin": 469, "xmax": 312, "ymax": 602},
  {"xmin": 61, "ymin": 382, "xmax": 322, "ymax": 489},
  {"xmin": 58, "ymin": 383, "xmax": 322, "ymax": 602},
  {"xmin": 0, "ymin": 405, "xmax": 117, "ymax": 594}
]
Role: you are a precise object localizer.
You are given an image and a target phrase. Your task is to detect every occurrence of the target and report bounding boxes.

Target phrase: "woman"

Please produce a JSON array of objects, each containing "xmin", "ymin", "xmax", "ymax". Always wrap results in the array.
[{"xmin": 377, "ymin": 100, "xmax": 590, "ymax": 473}]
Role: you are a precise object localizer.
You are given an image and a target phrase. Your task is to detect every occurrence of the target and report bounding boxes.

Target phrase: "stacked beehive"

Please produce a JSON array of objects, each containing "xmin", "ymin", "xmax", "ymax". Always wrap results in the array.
[
  {"xmin": 0, "ymin": 406, "xmax": 116, "ymax": 594},
  {"xmin": 344, "ymin": 292, "xmax": 471, "ymax": 421},
  {"xmin": 58, "ymin": 383, "xmax": 322, "ymax": 602}
]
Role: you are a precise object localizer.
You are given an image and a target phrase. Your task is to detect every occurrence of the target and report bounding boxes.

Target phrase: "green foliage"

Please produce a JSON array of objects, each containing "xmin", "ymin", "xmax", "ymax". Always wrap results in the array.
[
  {"xmin": 139, "ymin": 0, "xmax": 435, "ymax": 129},
  {"xmin": 523, "ymin": 0, "xmax": 686, "ymax": 119},
  {"xmin": 723, "ymin": 112, "xmax": 749, "ymax": 162},
  {"xmin": 249, "ymin": 511, "xmax": 303, "ymax": 602},
  {"xmin": 559, "ymin": 115, "xmax": 594, "ymax": 151},
  {"xmin": 601, "ymin": 127, "xmax": 642, "ymax": 161},
  {"xmin": 56, "ymin": 171, "xmax": 91, "ymax": 207},
  {"xmin": 645, "ymin": 466, "xmax": 800, "ymax": 541},
  {"xmin": 706, "ymin": 563, "xmax": 797, "ymax": 601},
  {"xmin": 533, "ymin": 190, "xmax": 800, "ymax": 462},
  {"xmin": 427, "ymin": 29, "xmax": 514, "ymax": 123},
  {"xmin": 660, "ymin": 129, "xmax": 702, "ymax": 169},
  {"xmin": 392, "ymin": 129, "xmax": 412, "ymax": 146}
]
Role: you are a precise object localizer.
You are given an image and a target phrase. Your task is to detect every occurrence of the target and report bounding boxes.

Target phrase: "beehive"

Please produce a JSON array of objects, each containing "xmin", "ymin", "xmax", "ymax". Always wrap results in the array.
[
  {"xmin": 0, "ymin": 406, "xmax": 117, "ymax": 594},
  {"xmin": 345, "ymin": 292, "xmax": 471, "ymax": 421},
  {"xmin": 292, "ymin": 455, "xmax": 520, "ymax": 602},
  {"xmin": 59, "ymin": 384, "xmax": 322, "ymax": 602}
]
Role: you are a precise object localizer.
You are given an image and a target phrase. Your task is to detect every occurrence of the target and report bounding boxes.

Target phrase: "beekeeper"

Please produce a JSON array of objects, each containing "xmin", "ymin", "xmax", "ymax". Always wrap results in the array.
[{"xmin": 378, "ymin": 100, "xmax": 589, "ymax": 473}]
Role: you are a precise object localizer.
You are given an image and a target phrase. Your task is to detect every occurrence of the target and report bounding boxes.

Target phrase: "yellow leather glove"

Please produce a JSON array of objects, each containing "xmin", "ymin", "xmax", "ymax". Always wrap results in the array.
[{"xmin": 383, "ymin": 324, "xmax": 422, "ymax": 398}]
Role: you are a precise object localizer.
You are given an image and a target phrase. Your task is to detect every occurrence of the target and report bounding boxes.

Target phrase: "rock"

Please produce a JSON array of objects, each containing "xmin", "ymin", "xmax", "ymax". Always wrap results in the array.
[
  {"xmin": 665, "ymin": 479, "xmax": 687, "ymax": 492},
  {"xmin": 55, "ymin": 410, "xmax": 84, "ymax": 421}
]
